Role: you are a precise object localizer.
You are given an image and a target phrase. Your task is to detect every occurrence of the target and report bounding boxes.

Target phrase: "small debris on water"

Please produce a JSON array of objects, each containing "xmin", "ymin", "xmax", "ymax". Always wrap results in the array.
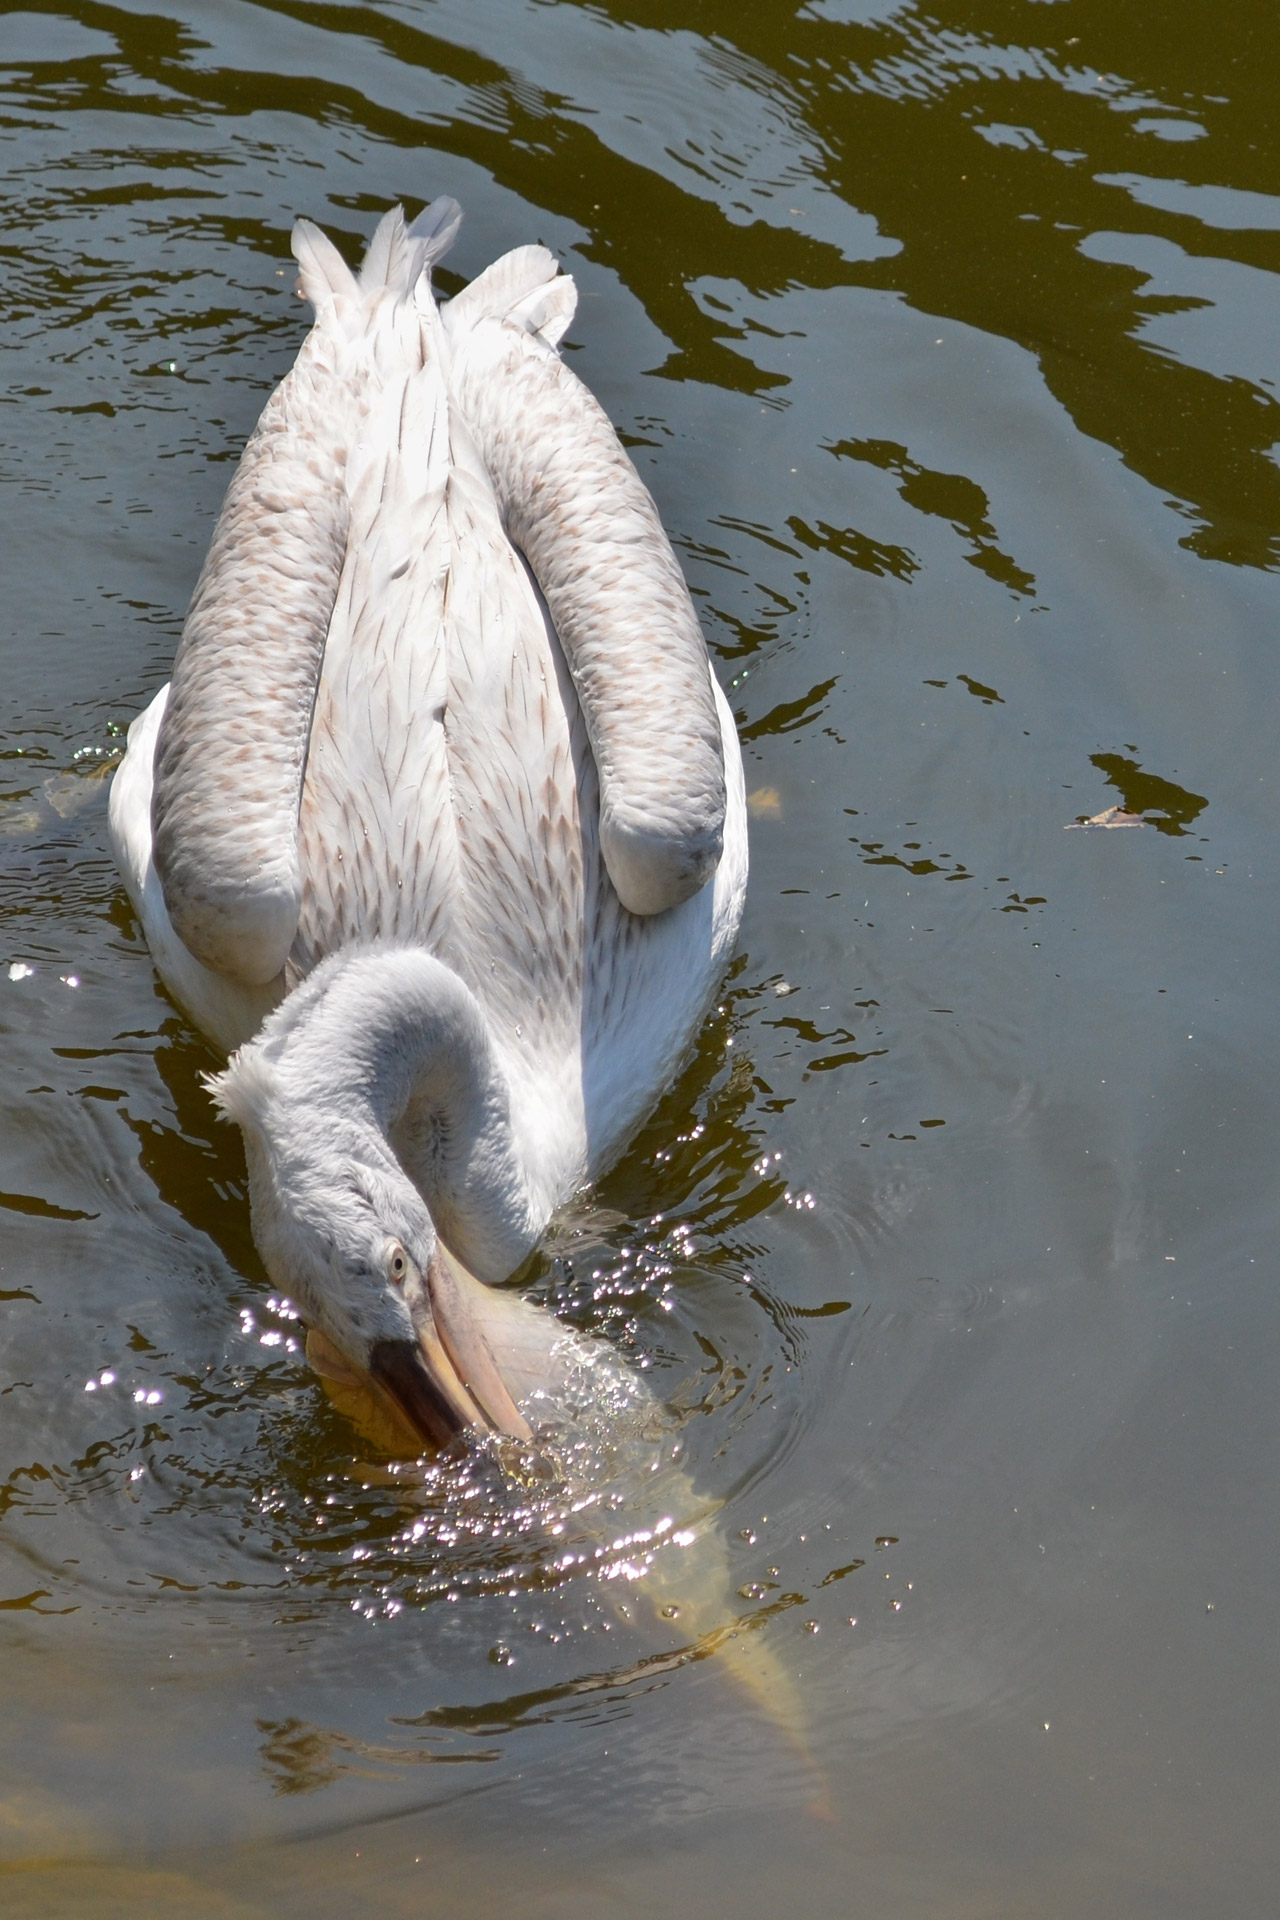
[{"xmin": 1065, "ymin": 806, "xmax": 1146, "ymax": 830}]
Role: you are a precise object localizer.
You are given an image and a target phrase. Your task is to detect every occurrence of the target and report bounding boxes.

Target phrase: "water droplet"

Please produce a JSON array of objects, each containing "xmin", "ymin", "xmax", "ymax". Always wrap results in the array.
[
  {"xmin": 890, "ymin": 1599, "xmax": 902, "ymax": 1612},
  {"xmin": 489, "ymin": 1644, "xmax": 513, "ymax": 1667},
  {"xmin": 875, "ymin": 1536, "xmax": 898, "ymax": 1550},
  {"xmin": 803, "ymin": 1619, "xmax": 820, "ymax": 1634},
  {"xmin": 659, "ymin": 1605, "xmax": 680, "ymax": 1620}
]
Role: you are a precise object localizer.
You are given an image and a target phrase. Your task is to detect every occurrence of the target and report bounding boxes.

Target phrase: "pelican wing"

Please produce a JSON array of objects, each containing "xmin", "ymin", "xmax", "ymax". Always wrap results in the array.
[
  {"xmin": 443, "ymin": 252, "xmax": 726, "ymax": 917},
  {"xmin": 151, "ymin": 204, "xmax": 461, "ymax": 987}
]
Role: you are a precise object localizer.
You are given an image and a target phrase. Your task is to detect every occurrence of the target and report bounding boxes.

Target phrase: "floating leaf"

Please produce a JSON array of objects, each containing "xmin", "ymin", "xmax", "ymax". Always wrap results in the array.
[{"xmin": 1065, "ymin": 806, "xmax": 1147, "ymax": 830}]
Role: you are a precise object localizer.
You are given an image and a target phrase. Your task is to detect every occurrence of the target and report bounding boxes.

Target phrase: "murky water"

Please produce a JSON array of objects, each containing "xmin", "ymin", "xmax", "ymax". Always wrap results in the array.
[{"xmin": 2, "ymin": 2, "xmax": 1279, "ymax": 1913}]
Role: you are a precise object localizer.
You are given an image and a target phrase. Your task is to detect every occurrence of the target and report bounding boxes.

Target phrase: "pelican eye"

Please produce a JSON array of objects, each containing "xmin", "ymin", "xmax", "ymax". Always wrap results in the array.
[{"xmin": 389, "ymin": 1247, "xmax": 408, "ymax": 1286}]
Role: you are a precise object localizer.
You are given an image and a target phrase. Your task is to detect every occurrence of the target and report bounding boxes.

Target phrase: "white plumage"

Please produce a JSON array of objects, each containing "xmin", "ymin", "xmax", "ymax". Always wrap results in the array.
[{"xmin": 110, "ymin": 199, "xmax": 747, "ymax": 1452}]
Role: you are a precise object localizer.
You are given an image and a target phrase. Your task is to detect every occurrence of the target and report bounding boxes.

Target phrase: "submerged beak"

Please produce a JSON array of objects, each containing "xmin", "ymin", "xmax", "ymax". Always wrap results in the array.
[
  {"xmin": 307, "ymin": 1250, "xmax": 533, "ymax": 1455},
  {"xmin": 367, "ymin": 1334, "xmax": 479, "ymax": 1450}
]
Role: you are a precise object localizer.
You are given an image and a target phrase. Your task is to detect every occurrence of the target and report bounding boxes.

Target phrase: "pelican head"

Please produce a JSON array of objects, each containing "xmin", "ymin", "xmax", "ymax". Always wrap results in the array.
[{"xmin": 207, "ymin": 949, "xmax": 540, "ymax": 1451}]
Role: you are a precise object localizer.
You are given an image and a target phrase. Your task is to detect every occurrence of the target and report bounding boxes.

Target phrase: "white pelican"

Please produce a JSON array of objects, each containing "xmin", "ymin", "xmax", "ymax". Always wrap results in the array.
[{"xmin": 110, "ymin": 198, "xmax": 747, "ymax": 1455}]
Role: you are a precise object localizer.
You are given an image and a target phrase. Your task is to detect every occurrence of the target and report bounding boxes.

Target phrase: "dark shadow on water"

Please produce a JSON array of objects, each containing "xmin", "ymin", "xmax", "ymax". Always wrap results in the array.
[{"xmin": 1089, "ymin": 751, "xmax": 1209, "ymax": 834}]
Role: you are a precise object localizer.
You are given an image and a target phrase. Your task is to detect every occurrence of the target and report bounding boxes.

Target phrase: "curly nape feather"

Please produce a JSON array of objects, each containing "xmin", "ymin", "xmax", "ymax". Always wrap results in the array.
[{"xmin": 203, "ymin": 1047, "xmax": 277, "ymax": 1138}]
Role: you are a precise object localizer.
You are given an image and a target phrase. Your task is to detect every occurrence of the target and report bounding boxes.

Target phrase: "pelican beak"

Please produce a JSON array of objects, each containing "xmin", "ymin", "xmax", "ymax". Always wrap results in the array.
[
  {"xmin": 306, "ymin": 1251, "xmax": 533, "ymax": 1455},
  {"xmin": 366, "ymin": 1333, "xmax": 480, "ymax": 1450},
  {"xmin": 415, "ymin": 1248, "xmax": 534, "ymax": 1444}
]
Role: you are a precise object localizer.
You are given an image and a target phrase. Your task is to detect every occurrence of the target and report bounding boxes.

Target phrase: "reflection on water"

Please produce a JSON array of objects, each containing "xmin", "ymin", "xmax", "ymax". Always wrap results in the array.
[
  {"xmin": 1085, "ymin": 751, "xmax": 1209, "ymax": 834},
  {"xmin": 3, "ymin": 1, "xmax": 1280, "ymax": 1915}
]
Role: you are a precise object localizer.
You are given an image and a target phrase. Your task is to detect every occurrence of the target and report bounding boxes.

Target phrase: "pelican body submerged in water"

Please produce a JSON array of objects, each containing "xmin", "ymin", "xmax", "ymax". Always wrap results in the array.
[{"xmin": 110, "ymin": 199, "xmax": 747, "ymax": 1455}]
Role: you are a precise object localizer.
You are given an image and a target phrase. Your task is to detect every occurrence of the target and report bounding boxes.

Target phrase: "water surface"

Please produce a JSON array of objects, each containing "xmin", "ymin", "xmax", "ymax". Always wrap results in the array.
[{"xmin": 2, "ymin": 2, "xmax": 1278, "ymax": 1913}]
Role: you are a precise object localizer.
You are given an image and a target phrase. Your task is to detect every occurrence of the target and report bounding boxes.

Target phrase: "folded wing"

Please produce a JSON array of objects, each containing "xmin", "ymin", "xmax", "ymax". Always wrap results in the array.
[
  {"xmin": 150, "ymin": 202, "xmax": 461, "ymax": 986},
  {"xmin": 443, "ymin": 249, "xmax": 726, "ymax": 917}
]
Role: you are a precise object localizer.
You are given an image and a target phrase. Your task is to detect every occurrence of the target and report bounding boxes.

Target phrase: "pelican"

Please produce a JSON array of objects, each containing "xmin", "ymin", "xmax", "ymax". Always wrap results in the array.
[{"xmin": 109, "ymin": 198, "xmax": 747, "ymax": 1456}]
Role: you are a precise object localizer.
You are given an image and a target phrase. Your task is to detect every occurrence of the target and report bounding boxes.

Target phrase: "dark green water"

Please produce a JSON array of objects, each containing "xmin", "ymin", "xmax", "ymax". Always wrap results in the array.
[{"xmin": 2, "ymin": 2, "xmax": 1278, "ymax": 1913}]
